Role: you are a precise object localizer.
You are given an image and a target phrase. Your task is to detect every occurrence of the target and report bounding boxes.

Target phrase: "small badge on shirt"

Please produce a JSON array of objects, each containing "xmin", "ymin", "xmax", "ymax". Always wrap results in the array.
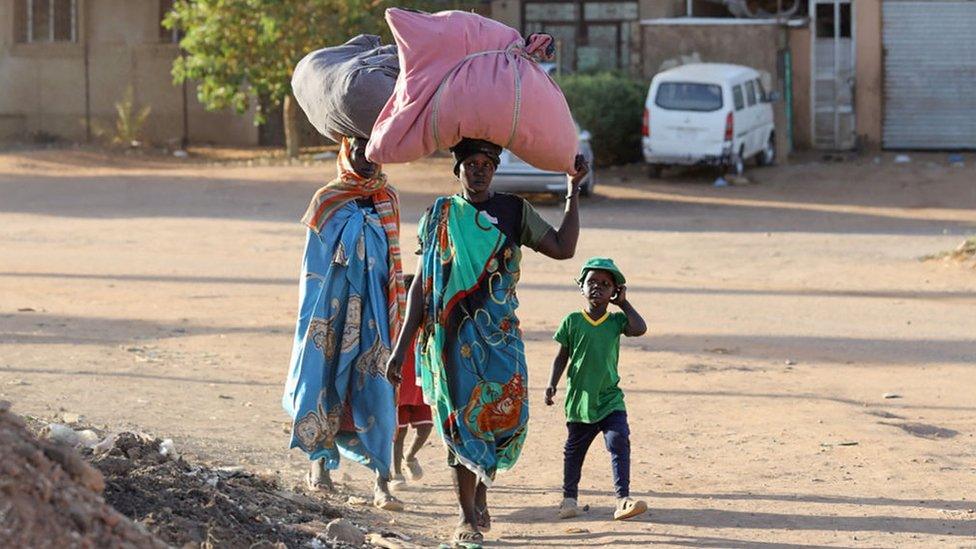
[{"xmin": 480, "ymin": 211, "xmax": 499, "ymax": 225}]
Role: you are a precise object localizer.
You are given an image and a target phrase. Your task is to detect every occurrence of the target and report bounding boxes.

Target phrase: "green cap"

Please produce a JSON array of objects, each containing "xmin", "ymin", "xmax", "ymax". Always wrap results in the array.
[{"xmin": 576, "ymin": 257, "xmax": 626, "ymax": 286}]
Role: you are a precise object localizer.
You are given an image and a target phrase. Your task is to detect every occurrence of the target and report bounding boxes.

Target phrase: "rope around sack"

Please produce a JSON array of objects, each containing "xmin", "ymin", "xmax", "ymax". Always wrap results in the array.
[{"xmin": 430, "ymin": 36, "xmax": 554, "ymax": 152}]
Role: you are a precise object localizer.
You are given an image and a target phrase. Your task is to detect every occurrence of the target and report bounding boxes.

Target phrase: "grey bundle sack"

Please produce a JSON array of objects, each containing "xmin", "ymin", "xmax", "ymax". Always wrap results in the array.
[{"xmin": 291, "ymin": 35, "xmax": 399, "ymax": 141}]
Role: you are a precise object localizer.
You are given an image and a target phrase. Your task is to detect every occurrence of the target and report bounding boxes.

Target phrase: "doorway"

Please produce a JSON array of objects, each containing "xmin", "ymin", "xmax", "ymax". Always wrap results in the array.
[{"xmin": 810, "ymin": 0, "xmax": 855, "ymax": 150}]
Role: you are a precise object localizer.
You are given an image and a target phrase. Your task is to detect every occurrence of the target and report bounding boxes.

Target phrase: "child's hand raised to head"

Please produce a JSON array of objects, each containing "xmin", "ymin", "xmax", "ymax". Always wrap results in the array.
[
  {"xmin": 610, "ymin": 284, "xmax": 628, "ymax": 307},
  {"xmin": 544, "ymin": 385, "xmax": 557, "ymax": 406}
]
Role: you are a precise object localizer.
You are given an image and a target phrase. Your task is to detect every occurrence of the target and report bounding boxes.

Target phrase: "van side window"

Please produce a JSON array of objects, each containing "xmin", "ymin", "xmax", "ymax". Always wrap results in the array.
[
  {"xmin": 755, "ymin": 78, "xmax": 767, "ymax": 102},
  {"xmin": 733, "ymin": 85, "xmax": 745, "ymax": 111},
  {"xmin": 745, "ymin": 81, "xmax": 757, "ymax": 107}
]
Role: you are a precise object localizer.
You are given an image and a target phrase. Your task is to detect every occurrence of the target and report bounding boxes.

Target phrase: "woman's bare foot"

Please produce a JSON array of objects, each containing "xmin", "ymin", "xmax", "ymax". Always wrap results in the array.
[
  {"xmin": 306, "ymin": 458, "xmax": 333, "ymax": 491},
  {"xmin": 476, "ymin": 506, "xmax": 491, "ymax": 533}
]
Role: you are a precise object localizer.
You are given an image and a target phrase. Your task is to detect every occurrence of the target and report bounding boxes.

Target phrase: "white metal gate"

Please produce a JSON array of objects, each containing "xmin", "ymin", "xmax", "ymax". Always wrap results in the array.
[
  {"xmin": 810, "ymin": 0, "xmax": 856, "ymax": 150},
  {"xmin": 883, "ymin": 1, "xmax": 976, "ymax": 149}
]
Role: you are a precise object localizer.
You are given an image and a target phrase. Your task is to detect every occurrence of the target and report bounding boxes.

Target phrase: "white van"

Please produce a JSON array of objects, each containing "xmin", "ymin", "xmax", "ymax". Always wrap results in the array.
[{"xmin": 642, "ymin": 63, "xmax": 776, "ymax": 176}]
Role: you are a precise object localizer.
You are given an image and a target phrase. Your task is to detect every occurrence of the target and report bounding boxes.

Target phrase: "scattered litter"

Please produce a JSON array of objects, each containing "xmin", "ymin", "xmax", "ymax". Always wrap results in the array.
[
  {"xmin": 172, "ymin": 150, "xmax": 189, "ymax": 159},
  {"xmin": 325, "ymin": 518, "xmax": 365, "ymax": 546},
  {"xmin": 218, "ymin": 394, "xmax": 233, "ymax": 400},
  {"xmin": 883, "ymin": 393, "xmax": 902, "ymax": 399},
  {"xmin": 948, "ymin": 154, "xmax": 964, "ymax": 167},
  {"xmin": 820, "ymin": 441, "xmax": 859, "ymax": 447},
  {"xmin": 313, "ymin": 151, "xmax": 338, "ymax": 161},
  {"xmin": 894, "ymin": 154, "xmax": 911, "ymax": 164},
  {"xmin": 59, "ymin": 412, "xmax": 83, "ymax": 424},
  {"xmin": 873, "ymin": 156, "xmax": 881, "ymax": 164},
  {"xmin": 6, "ymin": 379, "xmax": 30, "ymax": 386},
  {"xmin": 347, "ymin": 495, "xmax": 370, "ymax": 506},
  {"xmin": 713, "ymin": 177, "xmax": 729, "ymax": 187},
  {"xmin": 565, "ymin": 527, "xmax": 590, "ymax": 534},
  {"xmin": 730, "ymin": 175, "xmax": 751, "ymax": 185},
  {"xmin": 76, "ymin": 430, "xmax": 101, "ymax": 448},
  {"xmin": 43, "ymin": 423, "xmax": 82, "ymax": 446},
  {"xmin": 159, "ymin": 438, "xmax": 178, "ymax": 459},
  {"xmin": 785, "ymin": 359, "xmax": 796, "ymax": 366},
  {"xmin": 16, "ymin": 307, "xmax": 35, "ymax": 312}
]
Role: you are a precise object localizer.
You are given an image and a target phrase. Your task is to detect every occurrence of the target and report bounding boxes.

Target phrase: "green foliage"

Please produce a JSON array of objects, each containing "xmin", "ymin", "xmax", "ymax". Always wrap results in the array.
[
  {"xmin": 92, "ymin": 86, "xmax": 151, "ymax": 147},
  {"xmin": 164, "ymin": 0, "xmax": 479, "ymax": 125},
  {"xmin": 555, "ymin": 72, "xmax": 647, "ymax": 166}
]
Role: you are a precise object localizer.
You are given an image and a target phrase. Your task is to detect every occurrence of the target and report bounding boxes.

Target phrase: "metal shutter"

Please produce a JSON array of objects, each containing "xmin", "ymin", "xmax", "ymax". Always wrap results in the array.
[{"xmin": 882, "ymin": 1, "xmax": 976, "ymax": 149}]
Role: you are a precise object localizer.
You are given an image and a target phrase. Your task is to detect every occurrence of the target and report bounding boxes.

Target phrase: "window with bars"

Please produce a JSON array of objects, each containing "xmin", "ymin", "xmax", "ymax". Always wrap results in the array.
[
  {"xmin": 14, "ymin": 0, "xmax": 78, "ymax": 43},
  {"xmin": 523, "ymin": 1, "xmax": 638, "ymax": 73}
]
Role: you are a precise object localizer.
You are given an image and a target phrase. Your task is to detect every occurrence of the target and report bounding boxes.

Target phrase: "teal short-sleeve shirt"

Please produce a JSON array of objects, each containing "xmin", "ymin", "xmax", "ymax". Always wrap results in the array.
[{"xmin": 554, "ymin": 311, "xmax": 628, "ymax": 423}]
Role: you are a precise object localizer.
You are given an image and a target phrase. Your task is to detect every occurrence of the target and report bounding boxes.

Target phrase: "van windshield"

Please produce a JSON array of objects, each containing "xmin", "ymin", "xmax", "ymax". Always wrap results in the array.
[{"xmin": 655, "ymin": 82, "xmax": 723, "ymax": 112}]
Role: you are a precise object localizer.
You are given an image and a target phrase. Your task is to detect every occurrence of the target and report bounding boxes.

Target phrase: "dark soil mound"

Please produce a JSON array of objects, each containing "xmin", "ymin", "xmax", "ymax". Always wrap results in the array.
[
  {"xmin": 89, "ymin": 431, "xmax": 341, "ymax": 547},
  {"xmin": 0, "ymin": 401, "xmax": 164, "ymax": 548}
]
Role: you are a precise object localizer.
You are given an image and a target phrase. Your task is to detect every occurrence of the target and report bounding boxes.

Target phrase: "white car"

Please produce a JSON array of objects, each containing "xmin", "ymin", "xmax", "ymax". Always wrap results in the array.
[
  {"xmin": 492, "ymin": 125, "xmax": 596, "ymax": 197},
  {"xmin": 641, "ymin": 63, "xmax": 777, "ymax": 176}
]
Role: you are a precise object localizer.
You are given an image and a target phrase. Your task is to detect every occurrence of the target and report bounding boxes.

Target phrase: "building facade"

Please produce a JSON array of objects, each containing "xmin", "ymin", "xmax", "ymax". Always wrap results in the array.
[
  {"xmin": 490, "ymin": 0, "xmax": 688, "ymax": 74},
  {"xmin": 0, "ymin": 0, "xmax": 258, "ymax": 145}
]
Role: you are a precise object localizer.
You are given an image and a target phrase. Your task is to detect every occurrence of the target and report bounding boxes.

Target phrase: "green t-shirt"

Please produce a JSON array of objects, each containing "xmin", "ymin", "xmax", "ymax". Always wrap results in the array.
[{"xmin": 553, "ymin": 311, "xmax": 628, "ymax": 423}]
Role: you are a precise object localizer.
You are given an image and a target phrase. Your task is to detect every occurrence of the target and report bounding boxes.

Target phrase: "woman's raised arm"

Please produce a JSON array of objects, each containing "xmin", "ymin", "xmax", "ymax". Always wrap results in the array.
[{"xmin": 535, "ymin": 154, "xmax": 589, "ymax": 260}]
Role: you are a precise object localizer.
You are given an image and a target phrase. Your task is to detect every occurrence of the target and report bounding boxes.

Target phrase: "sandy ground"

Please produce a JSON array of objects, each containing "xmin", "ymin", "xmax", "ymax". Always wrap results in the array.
[{"xmin": 1, "ymin": 147, "xmax": 975, "ymax": 548}]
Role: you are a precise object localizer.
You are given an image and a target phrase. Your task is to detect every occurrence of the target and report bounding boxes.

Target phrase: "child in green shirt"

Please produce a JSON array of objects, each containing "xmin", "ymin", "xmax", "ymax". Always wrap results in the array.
[{"xmin": 545, "ymin": 257, "xmax": 648, "ymax": 521}]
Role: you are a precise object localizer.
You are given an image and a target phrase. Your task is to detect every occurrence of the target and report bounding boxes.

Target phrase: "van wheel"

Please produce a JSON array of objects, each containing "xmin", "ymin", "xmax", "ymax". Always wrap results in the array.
[
  {"xmin": 647, "ymin": 164, "xmax": 663, "ymax": 178},
  {"xmin": 757, "ymin": 134, "xmax": 776, "ymax": 166}
]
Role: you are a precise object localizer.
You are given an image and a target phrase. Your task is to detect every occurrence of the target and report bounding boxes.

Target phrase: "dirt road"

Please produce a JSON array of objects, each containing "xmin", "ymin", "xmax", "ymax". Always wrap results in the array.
[{"xmin": 2, "ymin": 149, "xmax": 975, "ymax": 547}]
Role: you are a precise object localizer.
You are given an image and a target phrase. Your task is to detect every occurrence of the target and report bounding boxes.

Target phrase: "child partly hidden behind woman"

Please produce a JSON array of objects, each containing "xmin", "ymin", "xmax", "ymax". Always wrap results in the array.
[
  {"xmin": 545, "ymin": 257, "xmax": 649, "ymax": 521},
  {"xmin": 390, "ymin": 274, "xmax": 434, "ymax": 487}
]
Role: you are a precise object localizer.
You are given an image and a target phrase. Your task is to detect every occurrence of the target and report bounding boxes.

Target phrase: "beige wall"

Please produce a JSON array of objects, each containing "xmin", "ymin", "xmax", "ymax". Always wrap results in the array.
[
  {"xmin": 641, "ymin": 23, "xmax": 791, "ymax": 157},
  {"xmin": 854, "ymin": 0, "xmax": 882, "ymax": 150},
  {"xmin": 0, "ymin": 0, "xmax": 258, "ymax": 145}
]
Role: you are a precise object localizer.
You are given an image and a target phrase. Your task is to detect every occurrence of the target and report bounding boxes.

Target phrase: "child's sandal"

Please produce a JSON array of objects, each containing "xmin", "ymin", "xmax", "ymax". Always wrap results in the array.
[
  {"xmin": 613, "ymin": 497, "xmax": 648, "ymax": 520},
  {"xmin": 405, "ymin": 458, "xmax": 424, "ymax": 480}
]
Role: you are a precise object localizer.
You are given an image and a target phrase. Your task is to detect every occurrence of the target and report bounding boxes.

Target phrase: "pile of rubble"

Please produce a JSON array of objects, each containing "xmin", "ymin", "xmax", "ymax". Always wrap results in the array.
[
  {"xmin": 1, "ymin": 401, "xmax": 394, "ymax": 548},
  {"xmin": 0, "ymin": 401, "xmax": 164, "ymax": 548}
]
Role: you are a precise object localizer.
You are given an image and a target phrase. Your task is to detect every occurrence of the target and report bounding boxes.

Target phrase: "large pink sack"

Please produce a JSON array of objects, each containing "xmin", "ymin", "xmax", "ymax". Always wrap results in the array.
[{"xmin": 366, "ymin": 9, "xmax": 579, "ymax": 174}]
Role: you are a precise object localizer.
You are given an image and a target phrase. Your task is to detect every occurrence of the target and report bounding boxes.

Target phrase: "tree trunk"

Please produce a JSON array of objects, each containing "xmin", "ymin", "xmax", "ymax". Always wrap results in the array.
[{"xmin": 284, "ymin": 93, "xmax": 300, "ymax": 158}]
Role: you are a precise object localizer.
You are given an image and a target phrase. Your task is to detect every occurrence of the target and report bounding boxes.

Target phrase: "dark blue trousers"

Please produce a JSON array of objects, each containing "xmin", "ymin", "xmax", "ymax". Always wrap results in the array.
[{"xmin": 562, "ymin": 410, "xmax": 630, "ymax": 499}]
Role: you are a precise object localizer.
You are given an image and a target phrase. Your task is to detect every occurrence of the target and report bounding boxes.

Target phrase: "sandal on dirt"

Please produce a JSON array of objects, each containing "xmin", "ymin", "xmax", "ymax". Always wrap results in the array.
[
  {"xmin": 373, "ymin": 492, "xmax": 405, "ymax": 512},
  {"xmin": 305, "ymin": 468, "xmax": 333, "ymax": 492},
  {"xmin": 613, "ymin": 497, "xmax": 648, "ymax": 521},
  {"xmin": 405, "ymin": 458, "xmax": 424, "ymax": 480},
  {"xmin": 451, "ymin": 524, "xmax": 483, "ymax": 548}
]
